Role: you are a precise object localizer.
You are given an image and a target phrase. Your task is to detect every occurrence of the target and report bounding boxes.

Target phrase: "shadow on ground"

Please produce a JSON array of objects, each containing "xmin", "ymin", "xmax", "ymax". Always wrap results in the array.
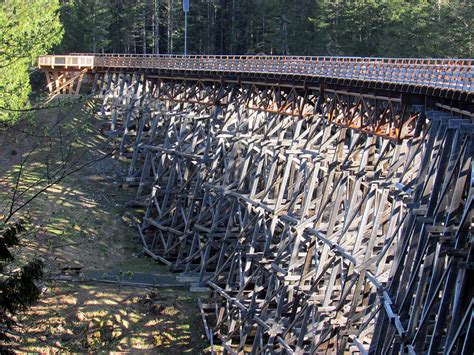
[
  {"xmin": 0, "ymin": 98, "xmax": 208, "ymax": 353},
  {"xmin": 11, "ymin": 284, "xmax": 206, "ymax": 352}
]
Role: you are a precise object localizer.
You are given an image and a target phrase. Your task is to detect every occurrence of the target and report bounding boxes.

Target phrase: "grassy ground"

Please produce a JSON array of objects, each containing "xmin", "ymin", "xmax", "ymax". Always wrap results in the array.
[{"xmin": 0, "ymin": 99, "xmax": 208, "ymax": 353}]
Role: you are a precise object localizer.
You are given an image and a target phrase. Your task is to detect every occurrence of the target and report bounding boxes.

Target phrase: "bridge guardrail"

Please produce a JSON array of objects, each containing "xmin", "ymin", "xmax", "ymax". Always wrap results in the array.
[
  {"xmin": 39, "ymin": 54, "xmax": 473, "ymax": 92},
  {"xmin": 38, "ymin": 55, "xmax": 94, "ymax": 69}
]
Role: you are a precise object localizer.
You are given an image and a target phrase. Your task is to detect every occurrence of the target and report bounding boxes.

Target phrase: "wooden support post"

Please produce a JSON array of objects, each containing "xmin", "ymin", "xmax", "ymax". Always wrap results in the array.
[{"xmin": 88, "ymin": 73, "xmax": 473, "ymax": 354}]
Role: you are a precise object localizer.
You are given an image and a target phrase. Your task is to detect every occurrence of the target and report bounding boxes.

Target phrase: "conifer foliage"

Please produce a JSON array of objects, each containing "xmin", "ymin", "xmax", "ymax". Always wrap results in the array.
[
  {"xmin": 58, "ymin": 0, "xmax": 473, "ymax": 58},
  {"xmin": 0, "ymin": 221, "xmax": 43, "ymax": 351}
]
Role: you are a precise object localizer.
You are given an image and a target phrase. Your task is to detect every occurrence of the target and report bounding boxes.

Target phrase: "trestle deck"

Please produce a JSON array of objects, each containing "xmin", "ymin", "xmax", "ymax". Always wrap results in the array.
[{"xmin": 38, "ymin": 55, "xmax": 474, "ymax": 354}]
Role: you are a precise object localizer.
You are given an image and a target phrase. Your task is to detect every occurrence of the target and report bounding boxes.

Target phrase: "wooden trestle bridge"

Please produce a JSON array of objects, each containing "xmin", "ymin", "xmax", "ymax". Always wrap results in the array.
[{"xmin": 39, "ymin": 54, "xmax": 473, "ymax": 354}]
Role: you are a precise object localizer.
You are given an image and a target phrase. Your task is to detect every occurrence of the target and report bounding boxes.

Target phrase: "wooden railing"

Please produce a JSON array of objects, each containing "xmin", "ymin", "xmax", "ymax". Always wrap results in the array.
[
  {"xmin": 38, "ymin": 55, "xmax": 95, "ymax": 69},
  {"xmin": 39, "ymin": 54, "xmax": 473, "ymax": 92}
]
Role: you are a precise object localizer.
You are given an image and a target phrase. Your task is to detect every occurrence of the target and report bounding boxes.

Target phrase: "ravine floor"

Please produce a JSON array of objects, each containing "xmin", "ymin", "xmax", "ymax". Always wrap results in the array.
[{"xmin": 0, "ymin": 99, "xmax": 209, "ymax": 353}]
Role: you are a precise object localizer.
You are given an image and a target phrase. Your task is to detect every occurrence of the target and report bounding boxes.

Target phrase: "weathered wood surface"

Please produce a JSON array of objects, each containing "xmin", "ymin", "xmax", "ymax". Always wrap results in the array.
[
  {"xmin": 39, "ymin": 54, "xmax": 474, "ymax": 101},
  {"xmin": 95, "ymin": 71, "xmax": 473, "ymax": 354}
]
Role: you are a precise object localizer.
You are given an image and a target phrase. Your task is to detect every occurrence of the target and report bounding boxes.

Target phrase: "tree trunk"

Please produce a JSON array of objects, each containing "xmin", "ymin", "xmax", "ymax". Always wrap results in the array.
[
  {"xmin": 219, "ymin": 0, "xmax": 224, "ymax": 54},
  {"xmin": 230, "ymin": 0, "xmax": 236, "ymax": 53},
  {"xmin": 154, "ymin": 0, "xmax": 160, "ymax": 54},
  {"xmin": 142, "ymin": 8, "xmax": 147, "ymax": 54},
  {"xmin": 167, "ymin": 0, "xmax": 173, "ymax": 53}
]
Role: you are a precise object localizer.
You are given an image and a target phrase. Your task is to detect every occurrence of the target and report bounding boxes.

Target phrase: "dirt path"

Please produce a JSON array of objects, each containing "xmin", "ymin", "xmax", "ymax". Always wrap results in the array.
[{"xmin": 0, "ymin": 100, "xmax": 208, "ymax": 353}]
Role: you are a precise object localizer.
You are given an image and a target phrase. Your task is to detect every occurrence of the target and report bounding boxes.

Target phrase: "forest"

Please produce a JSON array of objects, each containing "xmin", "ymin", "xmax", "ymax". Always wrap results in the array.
[{"xmin": 59, "ymin": 0, "xmax": 473, "ymax": 57}]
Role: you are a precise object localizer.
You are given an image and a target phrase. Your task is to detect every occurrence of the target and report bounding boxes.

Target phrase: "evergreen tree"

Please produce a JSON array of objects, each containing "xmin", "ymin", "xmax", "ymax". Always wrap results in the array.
[
  {"xmin": 54, "ymin": 0, "xmax": 474, "ymax": 58},
  {"xmin": 58, "ymin": 0, "xmax": 111, "ymax": 53},
  {"xmin": 0, "ymin": 222, "xmax": 43, "ymax": 351}
]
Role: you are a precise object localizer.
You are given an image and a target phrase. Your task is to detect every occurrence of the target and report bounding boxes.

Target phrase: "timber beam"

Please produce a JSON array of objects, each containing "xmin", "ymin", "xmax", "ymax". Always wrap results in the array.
[{"xmin": 37, "ymin": 57, "xmax": 474, "ymax": 354}]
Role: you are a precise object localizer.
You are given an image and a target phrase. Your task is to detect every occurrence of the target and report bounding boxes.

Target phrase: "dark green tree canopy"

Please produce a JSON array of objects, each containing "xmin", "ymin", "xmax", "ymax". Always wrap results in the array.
[{"xmin": 58, "ymin": 0, "xmax": 473, "ymax": 58}]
